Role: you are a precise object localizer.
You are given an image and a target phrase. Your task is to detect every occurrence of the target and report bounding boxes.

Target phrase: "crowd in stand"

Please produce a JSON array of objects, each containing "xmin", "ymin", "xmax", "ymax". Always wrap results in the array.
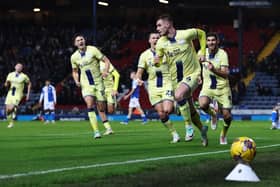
[
  {"xmin": 0, "ymin": 25, "xmax": 74, "ymax": 96},
  {"xmin": 255, "ymin": 50, "xmax": 280, "ymax": 96},
  {"xmin": 0, "ymin": 24, "xmax": 150, "ymax": 106},
  {"xmin": 0, "ymin": 23, "xmax": 277, "ymax": 108},
  {"xmin": 257, "ymin": 51, "xmax": 280, "ymax": 78}
]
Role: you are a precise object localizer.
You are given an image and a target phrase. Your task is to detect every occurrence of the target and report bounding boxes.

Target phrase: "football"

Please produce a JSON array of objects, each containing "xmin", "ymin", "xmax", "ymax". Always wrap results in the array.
[{"xmin": 230, "ymin": 137, "xmax": 257, "ymax": 163}]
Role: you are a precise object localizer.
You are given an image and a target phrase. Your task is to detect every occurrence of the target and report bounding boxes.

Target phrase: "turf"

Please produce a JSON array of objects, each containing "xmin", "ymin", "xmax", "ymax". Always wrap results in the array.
[{"xmin": 0, "ymin": 120, "xmax": 279, "ymax": 186}]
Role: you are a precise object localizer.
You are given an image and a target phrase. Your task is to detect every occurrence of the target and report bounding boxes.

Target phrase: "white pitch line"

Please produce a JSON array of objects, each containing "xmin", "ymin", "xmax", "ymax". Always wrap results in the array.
[
  {"xmin": 31, "ymin": 129, "xmax": 162, "ymax": 137},
  {"xmin": 0, "ymin": 144, "xmax": 279, "ymax": 180}
]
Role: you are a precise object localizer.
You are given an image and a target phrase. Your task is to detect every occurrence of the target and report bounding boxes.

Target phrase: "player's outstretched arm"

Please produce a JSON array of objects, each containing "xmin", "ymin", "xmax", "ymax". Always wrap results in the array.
[
  {"xmin": 4, "ymin": 80, "xmax": 10, "ymax": 88},
  {"xmin": 112, "ymin": 69, "xmax": 120, "ymax": 96},
  {"xmin": 26, "ymin": 81, "xmax": 32, "ymax": 101},
  {"xmin": 101, "ymin": 56, "xmax": 110, "ymax": 78},
  {"xmin": 124, "ymin": 88, "xmax": 135, "ymax": 100},
  {"xmin": 53, "ymin": 86, "xmax": 57, "ymax": 105},
  {"xmin": 154, "ymin": 39, "xmax": 164, "ymax": 67},
  {"xmin": 136, "ymin": 68, "xmax": 144, "ymax": 86},
  {"xmin": 39, "ymin": 89, "xmax": 44, "ymax": 105},
  {"xmin": 4, "ymin": 73, "xmax": 11, "ymax": 88},
  {"xmin": 196, "ymin": 29, "xmax": 206, "ymax": 62},
  {"xmin": 72, "ymin": 68, "xmax": 80, "ymax": 87}
]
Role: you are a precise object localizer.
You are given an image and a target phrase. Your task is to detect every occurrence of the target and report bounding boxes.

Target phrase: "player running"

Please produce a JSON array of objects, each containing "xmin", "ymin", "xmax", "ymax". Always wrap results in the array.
[
  {"xmin": 198, "ymin": 32, "xmax": 232, "ymax": 145},
  {"xmin": 121, "ymin": 71, "xmax": 147, "ymax": 125},
  {"xmin": 136, "ymin": 32, "xmax": 180, "ymax": 143},
  {"xmin": 100, "ymin": 61, "xmax": 120, "ymax": 114},
  {"xmin": 4, "ymin": 63, "xmax": 31, "ymax": 128},
  {"xmin": 97, "ymin": 61, "xmax": 120, "ymax": 135},
  {"xmin": 71, "ymin": 34, "xmax": 113, "ymax": 139},
  {"xmin": 155, "ymin": 14, "xmax": 208, "ymax": 146},
  {"xmin": 39, "ymin": 79, "xmax": 57, "ymax": 124}
]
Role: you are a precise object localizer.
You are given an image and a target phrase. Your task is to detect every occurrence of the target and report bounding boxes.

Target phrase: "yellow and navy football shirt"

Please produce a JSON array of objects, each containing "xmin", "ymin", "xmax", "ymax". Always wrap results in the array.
[{"xmin": 156, "ymin": 29, "xmax": 201, "ymax": 84}]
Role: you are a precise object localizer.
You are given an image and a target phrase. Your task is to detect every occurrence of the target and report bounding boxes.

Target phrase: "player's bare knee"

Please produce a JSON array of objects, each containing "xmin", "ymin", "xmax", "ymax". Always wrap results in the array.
[
  {"xmin": 163, "ymin": 108, "xmax": 172, "ymax": 115},
  {"xmin": 157, "ymin": 111, "xmax": 166, "ymax": 119},
  {"xmin": 6, "ymin": 106, "xmax": 14, "ymax": 113},
  {"xmin": 86, "ymin": 103, "xmax": 94, "ymax": 109},
  {"xmin": 98, "ymin": 106, "xmax": 106, "ymax": 113},
  {"xmin": 200, "ymin": 103, "xmax": 209, "ymax": 112},
  {"xmin": 223, "ymin": 112, "xmax": 231, "ymax": 121},
  {"xmin": 174, "ymin": 92, "xmax": 184, "ymax": 102},
  {"xmin": 160, "ymin": 115, "xmax": 169, "ymax": 123},
  {"xmin": 6, "ymin": 108, "xmax": 12, "ymax": 114},
  {"xmin": 107, "ymin": 107, "xmax": 114, "ymax": 114}
]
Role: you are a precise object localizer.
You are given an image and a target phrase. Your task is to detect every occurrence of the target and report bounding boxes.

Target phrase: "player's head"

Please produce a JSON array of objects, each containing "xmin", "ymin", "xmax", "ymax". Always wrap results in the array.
[
  {"xmin": 156, "ymin": 14, "xmax": 173, "ymax": 36},
  {"xmin": 73, "ymin": 34, "xmax": 86, "ymax": 50},
  {"xmin": 148, "ymin": 32, "xmax": 160, "ymax": 48},
  {"xmin": 15, "ymin": 63, "xmax": 23, "ymax": 73},
  {"xmin": 130, "ymin": 71, "xmax": 136, "ymax": 79},
  {"xmin": 206, "ymin": 32, "xmax": 219, "ymax": 51},
  {"xmin": 45, "ymin": 79, "xmax": 51, "ymax": 86}
]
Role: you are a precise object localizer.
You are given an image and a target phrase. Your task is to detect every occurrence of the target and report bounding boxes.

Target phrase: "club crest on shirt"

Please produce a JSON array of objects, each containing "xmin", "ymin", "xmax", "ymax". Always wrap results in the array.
[
  {"xmin": 85, "ymin": 52, "xmax": 93, "ymax": 60},
  {"xmin": 79, "ymin": 55, "xmax": 93, "ymax": 67},
  {"xmin": 178, "ymin": 39, "xmax": 186, "ymax": 44},
  {"xmin": 148, "ymin": 61, "xmax": 153, "ymax": 67},
  {"xmin": 12, "ymin": 74, "xmax": 25, "ymax": 83}
]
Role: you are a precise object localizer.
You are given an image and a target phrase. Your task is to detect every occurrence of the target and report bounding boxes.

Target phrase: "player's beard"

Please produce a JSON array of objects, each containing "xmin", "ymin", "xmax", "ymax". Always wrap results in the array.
[{"xmin": 208, "ymin": 44, "xmax": 217, "ymax": 52}]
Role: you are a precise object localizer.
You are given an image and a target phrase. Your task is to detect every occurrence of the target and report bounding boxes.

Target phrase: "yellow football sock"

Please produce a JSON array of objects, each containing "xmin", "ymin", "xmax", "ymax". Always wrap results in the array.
[
  {"xmin": 221, "ymin": 117, "xmax": 232, "ymax": 137},
  {"xmin": 88, "ymin": 110, "xmax": 99, "ymax": 132},
  {"xmin": 220, "ymin": 123, "xmax": 230, "ymax": 137},
  {"xmin": 206, "ymin": 107, "xmax": 216, "ymax": 117},
  {"xmin": 191, "ymin": 111, "xmax": 203, "ymax": 130},
  {"xmin": 103, "ymin": 121, "xmax": 112, "ymax": 130},
  {"xmin": 7, "ymin": 113, "xmax": 13, "ymax": 124},
  {"xmin": 179, "ymin": 104, "xmax": 192, "ymax": 126},
  {"xmin": 162, "ymin": 119, "xmax": 176, "ymax": 134}
]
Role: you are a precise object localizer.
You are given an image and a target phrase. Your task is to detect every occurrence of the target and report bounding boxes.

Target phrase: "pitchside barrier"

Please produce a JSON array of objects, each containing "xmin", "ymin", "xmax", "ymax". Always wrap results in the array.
[{"xmin": 0, "ymin": 109, "xmax": 273, "ymax": 121}]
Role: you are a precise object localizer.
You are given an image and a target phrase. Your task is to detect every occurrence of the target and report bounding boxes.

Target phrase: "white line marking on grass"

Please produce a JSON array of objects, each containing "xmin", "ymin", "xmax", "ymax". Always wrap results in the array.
[
  {"xmin": 34, "ymin": 129, "xmax": 161, "ymax": 137},
  {"xmin": 0, "ymin": 144, "xmax": 279, "ymax": 180},
  {"xmin": 33, "ymin": 132, "xmax": 92, "ymax": 137}
]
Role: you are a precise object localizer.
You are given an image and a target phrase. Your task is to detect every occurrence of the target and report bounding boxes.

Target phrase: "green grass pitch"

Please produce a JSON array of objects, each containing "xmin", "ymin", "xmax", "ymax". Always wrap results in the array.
[{"xmin": 0, "ymin": 120, "xmax": 279, "ymax": 187}]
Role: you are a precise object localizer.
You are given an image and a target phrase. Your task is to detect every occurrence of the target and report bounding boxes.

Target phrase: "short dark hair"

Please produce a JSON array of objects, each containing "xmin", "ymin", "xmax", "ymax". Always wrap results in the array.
[
  {"xmin": 206, "ymin": 32, "xmax": 219, "ymax": 40},
  {"xmin": 16, "ymin": 62, "xmax": 24, "ymax": 66},
  {"xmin": 157, "ymin": 14, "xmax": 173, "ymax": 24},
  {"xmin": 72, "ymin": 33, "xmax": 85, "ymax": 44},
  {"xmin": 148, "ymin": 32, "xmax": 160, "ymax": 39}
]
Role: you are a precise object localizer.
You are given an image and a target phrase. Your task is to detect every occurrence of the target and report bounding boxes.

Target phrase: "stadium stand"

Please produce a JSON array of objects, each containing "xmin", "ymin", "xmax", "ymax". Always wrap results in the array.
[
  {"xmin": 0, "ymin": 23, "xmax": 278, "ymax": 114},
  {"xmin": 239, "ymin": 49, "xmax": 280, "ymax": 109}
]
